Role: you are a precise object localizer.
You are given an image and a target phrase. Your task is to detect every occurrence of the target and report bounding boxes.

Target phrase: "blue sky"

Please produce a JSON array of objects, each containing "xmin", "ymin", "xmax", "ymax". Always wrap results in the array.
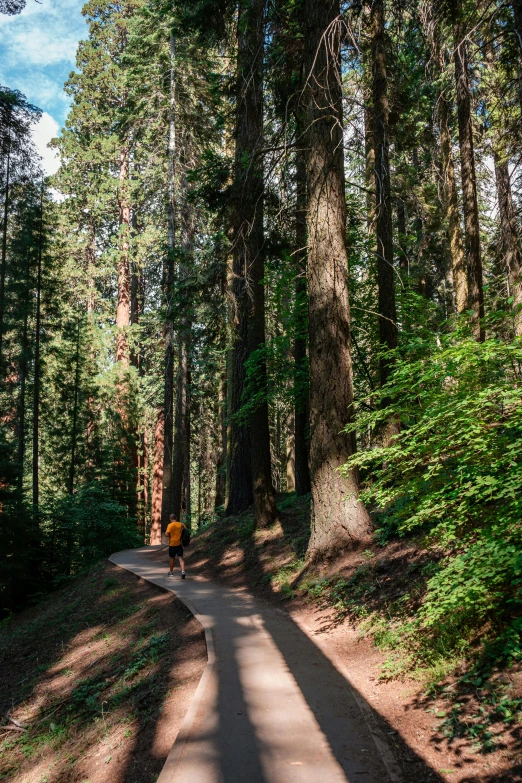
[{"xmin": 0, "ymin": 0, "xmax": 87, "ymax": 172}]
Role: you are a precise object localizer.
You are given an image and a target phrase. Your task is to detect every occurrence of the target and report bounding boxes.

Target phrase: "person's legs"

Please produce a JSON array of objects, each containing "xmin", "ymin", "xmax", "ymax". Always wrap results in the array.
[
  {"xmin": 169, "ymin": 557, "xmax": 174, "ymax": 574},
  {"xmin": 179, "ymin": 555, "xmax": 185, "ymax": 572}
]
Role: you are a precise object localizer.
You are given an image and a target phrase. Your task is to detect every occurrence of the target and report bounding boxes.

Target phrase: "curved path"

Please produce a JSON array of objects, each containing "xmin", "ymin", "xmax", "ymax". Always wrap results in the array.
[{"xmin": 110, "ymin": 546, "xmax": 399, "ymax": 783}]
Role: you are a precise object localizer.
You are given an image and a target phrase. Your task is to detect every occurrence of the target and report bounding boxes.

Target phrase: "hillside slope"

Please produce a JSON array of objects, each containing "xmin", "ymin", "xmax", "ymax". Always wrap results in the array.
[
  {"xmin": 0, "ymin": 560, "xmax": 206, "ymax": 783},
  {"xmin": 185, "ymin": 494, "xmax": 522, "ymax": 783}
]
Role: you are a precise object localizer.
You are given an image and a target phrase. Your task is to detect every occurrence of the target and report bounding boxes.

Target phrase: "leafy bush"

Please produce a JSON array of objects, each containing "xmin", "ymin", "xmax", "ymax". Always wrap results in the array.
[{"xmin": 344, "ymin": 330, "xmax": 522, "ymax": 665}]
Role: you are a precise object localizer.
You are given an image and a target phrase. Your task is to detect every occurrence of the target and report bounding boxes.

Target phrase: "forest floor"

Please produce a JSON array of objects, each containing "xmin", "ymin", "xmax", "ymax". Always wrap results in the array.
[
  {"xmin": 0, "ymin": 560, "xmax": 206, "ymax": 783},
  {"xmin": 185, "ymin": 493, "xmax": 522, "ymax": 783}
]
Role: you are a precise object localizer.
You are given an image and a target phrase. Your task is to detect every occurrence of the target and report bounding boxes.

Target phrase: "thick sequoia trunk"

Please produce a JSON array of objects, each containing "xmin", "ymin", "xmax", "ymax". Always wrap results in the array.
[
  {"xmin": 160, "ymin": 33, "xmax": 177, "ymax": 531},
  {"xmin": 303, "ymin": 0, "xmax": 372, "ymax": 556},
  {"xmin": 226, "ymin": 0, "xmax": 276, "ymax": 522},
  {"xmin": 241, "ymin": 0, "xmax": 276, "ymax": 526},
  {"xmin": 494, "ymin": 154, "xmax": 522, "ymax": 335},
  {"xmin": 370, "ymin": 0, "xmax": 398, "ymax": 387},
  {"xmin": 116, "ymin": 146, "xmax": 131, "ymax": 363},
  {"xmin": 294, "ymin": 143, "xmax": 311, "ymax": 496},
  {"xmin": 453, "ymin": 14, "xmax": 485, "ymax": 339},
  {"xmin": 149, "ymin": 410, "xmax": 164, "ymax": 544}
]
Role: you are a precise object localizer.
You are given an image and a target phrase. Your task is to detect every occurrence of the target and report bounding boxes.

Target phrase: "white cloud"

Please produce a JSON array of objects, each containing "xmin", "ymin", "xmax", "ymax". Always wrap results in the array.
[
  {"xmin": 0, "ymin": 0, "xmax": 85, "ymax": 124},
  {"xmin": 31, "ymin": 111, "xmax": 60, "ymax": 175},
  {"xmin": 0, "ymin": 0, "xmax": 85, "ymax": 66}
]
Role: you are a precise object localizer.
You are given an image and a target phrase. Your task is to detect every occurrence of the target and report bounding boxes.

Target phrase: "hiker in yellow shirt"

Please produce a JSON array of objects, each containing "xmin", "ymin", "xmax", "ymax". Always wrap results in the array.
[{"xmin": 166, "ymin": 514, "xmax": 187, "ymax": 578}]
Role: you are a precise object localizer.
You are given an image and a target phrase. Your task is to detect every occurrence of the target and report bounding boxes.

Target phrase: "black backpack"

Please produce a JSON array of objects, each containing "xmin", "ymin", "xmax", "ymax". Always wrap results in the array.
[{"xmin": 181, "ymin": 526, "xmax": 191, "ymax": 547}]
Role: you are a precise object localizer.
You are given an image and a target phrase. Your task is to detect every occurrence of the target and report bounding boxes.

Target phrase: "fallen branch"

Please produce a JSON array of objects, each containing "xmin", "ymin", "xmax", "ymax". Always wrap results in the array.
[{"xmin": 7, "ymin": 716, "xmax": 26, "ymax": 729}]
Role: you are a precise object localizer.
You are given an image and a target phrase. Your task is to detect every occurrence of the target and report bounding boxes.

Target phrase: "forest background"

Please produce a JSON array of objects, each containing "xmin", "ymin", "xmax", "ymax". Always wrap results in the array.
[{"xmin": 1, "ymin": 0, "xmax": 522, "ymax": 694}]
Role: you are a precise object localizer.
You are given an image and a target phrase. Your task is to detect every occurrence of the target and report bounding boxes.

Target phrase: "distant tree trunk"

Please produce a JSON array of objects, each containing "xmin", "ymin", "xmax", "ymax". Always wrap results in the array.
[
  {"xmin": 68, "ymin": 320, "xmax": 81, "ymax": 495},
  {"xmin": 172, "ymin": 336, "xmax": 189, "ymax": 520},
  {"xmin": 396, "ymin": 196, "xmax": 408, "ymax": 273},
  {"xmin": 150, "ymin": 410, "xmax": 164, "ymax": 544},
  {"xmin": 303, "ymin": 0, "xmax": 372, "ymax": 557},
  {"xmin": 17, "ymin": 280, "xmax": 29, "ymax": 489},
  {"xmin": 116, "ymin": 146, "xmax": 131, "ymax": 363},
  {"xmin": 172, "ymin": 184, "xmax": 192, "ymax": 522},
  {"xmin": 33, "ymin": 183, "xmax": 44, "ymax": 514},
  {"xmin": 369, "ymin": 0, "xmax": 398, "ymax": 388},
  {"xmin": 285, "ymin": 410, "xmax": 295, "ymax": 492},
  {"xmin": 437, "ymin": 92, "xmax": 467, "ymax": 313},
  {"xmin": 141, "ymin": 430, "xmax": 149, "ymax": 525},
  {"xmin": 214, "ymin": 366, "xmax": 226, "ymax": 507},
  {"xmin": 294, "ymin": 143, "xmax": 311, "ymax": 496},
  {"xmin": 0, "ymin": 121, "xmax": 11, "ymax": 370},
  {"xmin": 364, "ymin": 103, "xmax": 376, "ymax": 232},
  {"xmin": 87, "ymin": 222, "xmax": 96, "ymax": 314},
  {"xmin": 453, "ymin": 12, "xmax": 485, "ymax": 339},
  {"xmin": 423, "ymin": 3, "xmax": 467, "ymax": 312},
  {"xmin": 511, "ymin": 2, "xmax": 522, "ymax": 112},
  {"xmin": 184, "ymin": 365, "xmax": 192, "ymax": 522},
  {"xmin": 160, "ymin": 32, "xmax": 177, "ymax": 532},
  {"xmin": 494, "ymin": 154, "xmax": 522, "ymax": 335}
]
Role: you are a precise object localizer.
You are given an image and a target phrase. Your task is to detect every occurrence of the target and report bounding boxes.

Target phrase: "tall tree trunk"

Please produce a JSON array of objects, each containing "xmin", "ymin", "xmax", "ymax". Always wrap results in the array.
[
  {"xmin": 172, "ymin": 184, "xmax": 193, "ymax": 521},
  {"xmin": 0, "ymin": 122, "xmax": 11, "ymax": 370},
  {"xmin": 150, "ymin": 408, "xmax": 164, "ymax": 546},
  {"xmin": 17, "ymin": 281, "xmax": 29, "ymax": 490},
  {"xmin": 160, "ymin": 32, "xmax": 177, "ymax": 532},
  {"xmin": 285, "ymin": 410, "xmax": 295, "ymax": 492},
  {"xmin": 241, "ymin": 0, "xmax": 277, "ymax": 526},
  {"xmin": 396, "ymin": 196, "xmax": 408, "ymax": 273},
  {"xmin": 511, "ymin": 2, "xmax": 522, "ymax": 113},
  {"xmin": 68, "ymin": 320, "xmax": 81, "ymax": 495},
  {"xmin": 453, "ymin": 12, "xmax": 485, "ymax": 339},
  {"xmin": 116, "ymin": 146, "xmax": 131, "ymax": 363},
  {"xmin": 369, "ymin": 0, "xmax": 398, "ymax": 388},
  {"xmin": 33, "ymin": 183, "xmax": 44, "ymax": 514},
  {"xmin": 150, "ymin": 410, "xmax": 164, "ymax": 544},
  {"xmin": 303, "ymin": 0, "xmax": 371, "ymax": 557},
  {"xmin": 423, "ymin": 3, "xmax": 467, "ymax": 312},
  {"xmin": 172, "ymin": 334, "xmax": 189, "ymax": 519},
  {"xmin": 214, "ymin": 366, "xmax": 226, "ymax": 507},
  {"xmin": 87, "ymin": 222, "xmax": 96, "ymax": 314},
  {"xmin": 438, "ymin": 91, "xmax": 467, "ymax": 313},
  {"xmin": 228, "ymin": 0, "xmax": 268, "ymax": 518},
  {"xmin": 294, "ymin": 142, "xmax": 311, "ymax": 496},
  {"xmin": 184, "ymin": 364, "xmax": 191, "ymax": 522},
  {"xmin": 494, "ymin": 154, "xmax": 522, "ymax": 335}
]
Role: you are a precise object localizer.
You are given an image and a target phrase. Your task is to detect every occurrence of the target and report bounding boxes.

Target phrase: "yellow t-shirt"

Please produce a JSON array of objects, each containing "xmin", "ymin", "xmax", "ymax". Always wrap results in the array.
[{"xmin": 166, "ymin": 520, "xmax": 184, "ymax": 547}]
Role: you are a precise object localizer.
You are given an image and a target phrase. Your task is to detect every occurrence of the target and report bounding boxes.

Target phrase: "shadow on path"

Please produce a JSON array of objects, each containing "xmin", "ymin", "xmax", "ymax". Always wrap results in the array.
[{"xmin": 121, "ymin": 546, "xmax": 450, "ymax": 783}]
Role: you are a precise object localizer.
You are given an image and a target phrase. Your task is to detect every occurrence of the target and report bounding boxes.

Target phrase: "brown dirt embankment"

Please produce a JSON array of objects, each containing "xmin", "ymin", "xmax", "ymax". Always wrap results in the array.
[
  {"xmin": 177, "ymin": 496, "xmax": 522, "ymax": 783},
  {"xmin": 0, "ymin": 559, "xmax": 206, "ymax": 783}
]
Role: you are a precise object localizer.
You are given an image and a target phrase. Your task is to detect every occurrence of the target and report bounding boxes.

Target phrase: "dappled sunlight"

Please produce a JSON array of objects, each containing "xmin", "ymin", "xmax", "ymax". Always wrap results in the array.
[{"xmin": 0, "ymin": 562, "xmax": 206, "ymax": 783}]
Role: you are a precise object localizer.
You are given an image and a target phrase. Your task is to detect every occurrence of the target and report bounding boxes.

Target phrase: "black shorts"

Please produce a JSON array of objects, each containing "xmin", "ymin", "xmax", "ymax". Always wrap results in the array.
[{"xmin": 169, "ymin": 545, "xmax": 184, "ymax": 558}]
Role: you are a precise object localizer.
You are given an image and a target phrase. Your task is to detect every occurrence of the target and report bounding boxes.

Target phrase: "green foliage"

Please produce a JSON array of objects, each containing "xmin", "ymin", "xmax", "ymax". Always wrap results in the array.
[
  {"xmin": 41, "ymin": 485, "xmax": 142, "ymax": 578},
  {"xmin": 344, "ymin": 325, "xmax": 522, "ymax": 666}
]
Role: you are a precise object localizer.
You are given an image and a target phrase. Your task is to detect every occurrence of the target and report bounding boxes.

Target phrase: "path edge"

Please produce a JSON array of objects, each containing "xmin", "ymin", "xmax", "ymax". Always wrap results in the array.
[
  {"xmin": 108, "ymin": 551, "xmax": 215, "ymax": 783},
  {"xmin": 287, "ymin": 610, "xmax": 403, "ymax": 783}
]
